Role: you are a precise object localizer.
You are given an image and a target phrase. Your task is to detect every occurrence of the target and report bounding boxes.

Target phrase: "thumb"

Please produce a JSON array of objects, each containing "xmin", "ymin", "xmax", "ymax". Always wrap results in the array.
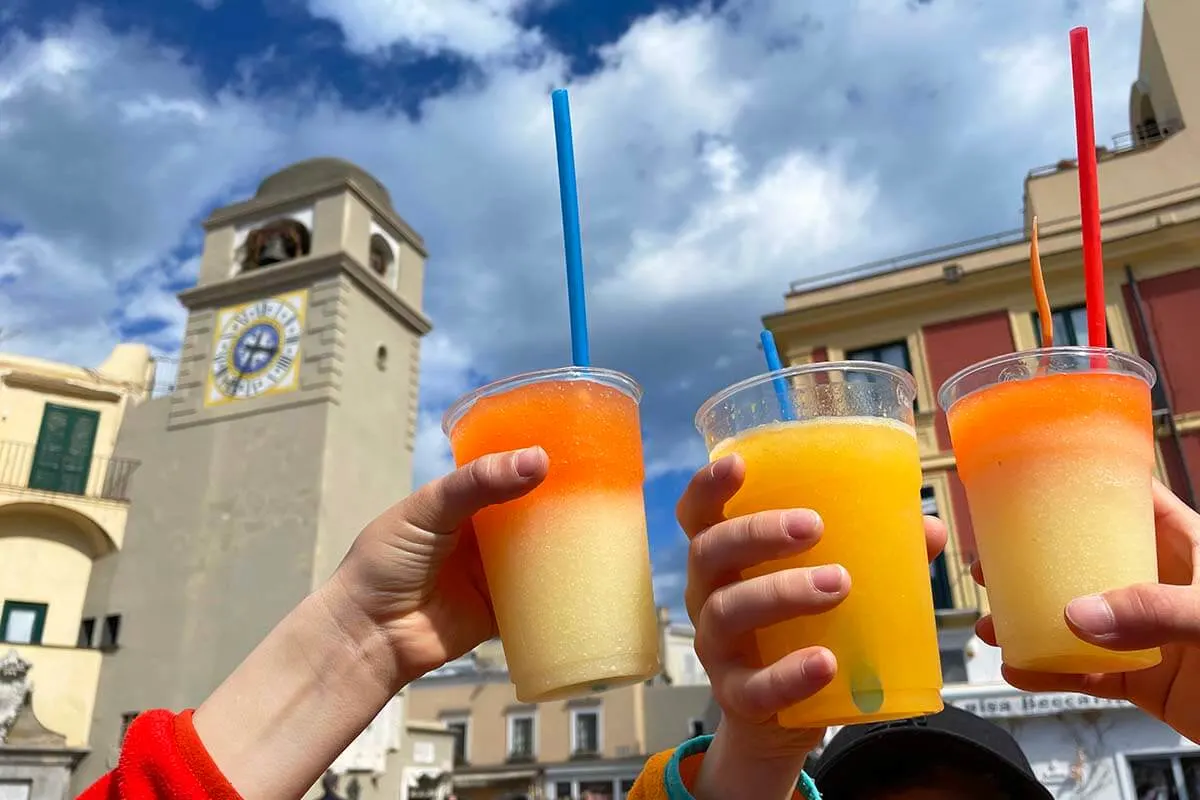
[
  {"xmin": 396, "ymin": 447, "xmax": 549, "ymax": 536},
  {"xmin": 1066, "ymin": 584, "xmax": 1200, "ymax": 650}
]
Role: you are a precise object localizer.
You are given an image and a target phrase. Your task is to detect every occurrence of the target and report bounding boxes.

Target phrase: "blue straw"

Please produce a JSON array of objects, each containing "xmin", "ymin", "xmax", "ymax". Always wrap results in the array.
[
  {"xmin": 760, "ymin": 329, "xmax": 796, "ymax": 421},
  {"xmin": 551, "ymin": 88, "xmax": 590, "ymax": 367}
]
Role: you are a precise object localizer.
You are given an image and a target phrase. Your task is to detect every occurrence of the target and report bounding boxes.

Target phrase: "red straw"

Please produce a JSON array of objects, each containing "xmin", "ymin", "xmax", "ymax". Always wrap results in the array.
[{"xmin": 1069, "ymin": 27, "xmax": 1107, "ymax": 348}]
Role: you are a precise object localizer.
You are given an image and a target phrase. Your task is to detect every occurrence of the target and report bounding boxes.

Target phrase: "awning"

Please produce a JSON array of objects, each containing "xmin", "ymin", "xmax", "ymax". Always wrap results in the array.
[{"xmin": 453, "ymin": 769, "xmax": 539, "ymax": 787}]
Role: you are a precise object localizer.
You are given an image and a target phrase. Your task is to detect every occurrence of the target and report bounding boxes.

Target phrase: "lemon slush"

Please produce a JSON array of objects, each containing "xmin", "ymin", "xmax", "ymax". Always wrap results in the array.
[{"xmin": 696, "ymin": 363, "xmax": 943, "ymax": 727}]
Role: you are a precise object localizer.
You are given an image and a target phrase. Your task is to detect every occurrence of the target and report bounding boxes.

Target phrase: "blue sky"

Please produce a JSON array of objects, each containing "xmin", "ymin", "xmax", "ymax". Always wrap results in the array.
[{"xmin": 0, "ymin": 0, "xmax": 1143, "ymax": 619}]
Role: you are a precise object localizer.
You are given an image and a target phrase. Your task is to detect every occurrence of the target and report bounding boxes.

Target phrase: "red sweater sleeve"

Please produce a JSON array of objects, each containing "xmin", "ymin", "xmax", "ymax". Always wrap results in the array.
[{"xmin": 78, "ymin": 710, "xmax": 242, "ymax": 800}]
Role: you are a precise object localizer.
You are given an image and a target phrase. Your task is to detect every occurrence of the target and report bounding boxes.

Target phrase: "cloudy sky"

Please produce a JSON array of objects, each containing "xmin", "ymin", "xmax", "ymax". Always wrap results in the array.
[{"xmin": 0, "ymin": 0, "xmax": 1143, "ymax": 618}]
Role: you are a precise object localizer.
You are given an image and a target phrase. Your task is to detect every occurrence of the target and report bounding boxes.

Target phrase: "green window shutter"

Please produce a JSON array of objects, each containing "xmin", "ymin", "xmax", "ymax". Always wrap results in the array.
[{"xmin": 28, "ymin": 404, "xmax": 99, "ymax": 495}]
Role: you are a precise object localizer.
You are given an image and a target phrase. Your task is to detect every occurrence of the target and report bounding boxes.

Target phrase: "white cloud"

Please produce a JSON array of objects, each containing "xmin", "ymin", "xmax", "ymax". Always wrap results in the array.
[
  {"xmin": 0, "ymin": 232, "xmax": 117, "ymax": 365},
  {"xmin": 412, "ymin": 333, "xmax": 475, "ymax": 488},
  {"xmin": 982, "ymin": 37, "xmax": 1065, "ymax": 120},
  {"xmin": 0, "ymin": 16, "xmax": 278, "ymax": 368},
  {"xmin": 645, "ymin": 436, "xmax": 708, "ymax": 481},
  {"xmin": 303, "ymin": 0, "xmax": 549, "ymax": 60},
  {"xmin": 412, "ymin": 409, "xmax": 459, "ymax": 490},
  {"xmin": 596, "ymin": 146, "xmax": 880, "ymax": 307},
  {"xmin": 0, "ymin": 0, "xmax": 1147, "ymax": 615}
]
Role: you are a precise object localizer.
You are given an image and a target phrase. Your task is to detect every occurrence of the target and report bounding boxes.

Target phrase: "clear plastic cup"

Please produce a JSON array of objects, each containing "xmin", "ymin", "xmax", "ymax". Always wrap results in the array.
[
  {"xmin": 938, "ymin": 346, "xmax": 1161, "ymax": 673},
  {"xmin": 695, "ymin": 362, "xmax": 943, "ymax": 727},
  {"xmin": 443, "ymin": 367, "xmax": 660, "ymax": 701}
]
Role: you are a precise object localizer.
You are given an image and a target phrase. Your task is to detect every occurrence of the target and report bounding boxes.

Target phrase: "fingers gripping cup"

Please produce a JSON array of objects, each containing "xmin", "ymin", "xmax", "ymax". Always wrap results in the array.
[
  {"xmin": 939, "ymin": 347, "xmax": 1161, "ymax": 674},
  {"xmin": 443, "ymin": 367, "xmax": 661, "ymax": 702},
  {"xmin": 695, "ymin": 363, "xmax": 943, "ymax": 728}
]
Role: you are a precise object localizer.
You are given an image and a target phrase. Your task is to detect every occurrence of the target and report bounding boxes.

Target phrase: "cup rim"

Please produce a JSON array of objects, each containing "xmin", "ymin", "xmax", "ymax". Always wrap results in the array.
[
  {"xmin": 936, "ymin": 346, "xmax": 1156, "ymax": 412},
  {"xmin": 694, "ymin": 360, "xmax": 916, "ymax": 433},
  {"xmin": 441, "ymin": 365, "xmax": 642, "ymax": 436}
]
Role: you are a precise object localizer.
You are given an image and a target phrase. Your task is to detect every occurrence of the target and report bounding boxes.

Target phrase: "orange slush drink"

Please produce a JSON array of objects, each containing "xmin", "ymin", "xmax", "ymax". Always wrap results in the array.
[
  {"xmin": 444, "ymin": 367, "xmax": 660, "ymax": 702},
  {"xmin": 942, "ymin": 349, "xmax": 1160, "ymax": 673},
  {"xmin": 697, "ymin": 365, "xmax": 943, "ymax": 728}
]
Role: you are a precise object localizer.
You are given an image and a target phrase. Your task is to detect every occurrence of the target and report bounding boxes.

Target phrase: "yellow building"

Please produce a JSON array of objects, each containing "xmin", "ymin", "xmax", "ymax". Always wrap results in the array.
[{"xmin": 0, "ymin": 345, "xmax": 154, "ymax": 796}]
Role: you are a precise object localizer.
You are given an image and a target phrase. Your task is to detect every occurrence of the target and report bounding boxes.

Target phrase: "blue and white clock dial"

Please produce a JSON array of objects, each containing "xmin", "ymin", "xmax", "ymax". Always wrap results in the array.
[{"xmin": 211, "ymin": 297, "xmax": 304, "ymax": 400}]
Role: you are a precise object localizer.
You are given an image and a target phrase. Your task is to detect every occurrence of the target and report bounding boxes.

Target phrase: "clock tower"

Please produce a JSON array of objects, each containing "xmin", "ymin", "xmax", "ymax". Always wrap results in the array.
[{"xmin": 77, "ymin": 158, "xmax": 431, "ymax": 794}]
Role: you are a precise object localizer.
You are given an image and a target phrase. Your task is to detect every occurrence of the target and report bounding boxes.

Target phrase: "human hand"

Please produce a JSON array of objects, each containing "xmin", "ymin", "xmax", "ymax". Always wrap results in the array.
[
  {"xmin": 973, "ymin": 479, "xmax": 1200, "ymax": 743},
  {"xmin": 193, "ymin": 447, "xmax": 550, "ymax": 798},
  {"xmin": 329, "ymin": 446, "xmax": 549, "ymax": 688},
  {"xmin": 676, "ymin": 454, "xmax": 948, "ymax": 798}
]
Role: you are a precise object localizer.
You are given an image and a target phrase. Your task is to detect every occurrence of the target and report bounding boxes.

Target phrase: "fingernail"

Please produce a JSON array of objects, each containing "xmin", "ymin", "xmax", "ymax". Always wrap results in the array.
[
  {"xmin": 782, "ymin": 509, "xmax": 821, "ymax": 539},
  {"xmin": 1066, "ymin": 595, "xmax": 1117, "ymax": 637},
  {"xmin": 811, "ymin": 564, "xmax": 847, "ymax": 594},
  {"xmin": 802, "ymin": 650, "xmax": 835, "ymax": 681},
  {"xmin": 514, "ymin": 447, "xmax": 545, "ymax": 478},
  {"xmin": 709, "ymin": 455, "xmax": 736, "ymax": 481}
]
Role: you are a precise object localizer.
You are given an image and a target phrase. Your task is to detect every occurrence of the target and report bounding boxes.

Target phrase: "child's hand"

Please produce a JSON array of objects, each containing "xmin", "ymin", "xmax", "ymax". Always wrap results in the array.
[
  {"xmin": 676, "ymin": 454, "xmax": 948, "ymax": 798},
  {"xmin": 194, "ymin": 447, "xmax": 550, "ymax": 798},
  {"xmin": 331, "ymin": 446, "xmax": 549, "ymax": 687}
]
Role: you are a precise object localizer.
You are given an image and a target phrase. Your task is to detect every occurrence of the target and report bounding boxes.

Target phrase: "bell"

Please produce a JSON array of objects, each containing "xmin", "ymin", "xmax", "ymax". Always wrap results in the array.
[{"xmin": 256, "ymin": 234, "xmax": 293, "ymax": 266}]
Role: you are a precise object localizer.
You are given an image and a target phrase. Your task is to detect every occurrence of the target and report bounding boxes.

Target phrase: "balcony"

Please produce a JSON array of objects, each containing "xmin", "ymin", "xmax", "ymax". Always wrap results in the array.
[
  {"xmin": 0, "ymin": 441, "xmax": 139, "ymax": 503},
  {"xmin": 0, "ymin": 441, "xmax": 139, "ymax": 552}
]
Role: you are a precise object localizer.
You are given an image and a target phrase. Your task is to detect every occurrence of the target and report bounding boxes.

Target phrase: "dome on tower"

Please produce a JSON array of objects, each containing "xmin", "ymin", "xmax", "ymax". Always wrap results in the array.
[{"xmin": 255, "ymin": 157, "xmax": 393, "ymax": 211}]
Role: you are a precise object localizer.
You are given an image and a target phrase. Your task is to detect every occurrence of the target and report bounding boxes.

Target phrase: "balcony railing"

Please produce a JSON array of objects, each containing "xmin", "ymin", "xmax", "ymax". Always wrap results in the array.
[
  {"xmin": 0, "ymin": 441, "xmax": 140, "ymax": 502},
  {"xmin": 1027, "ymin": 117, "xmax": 1184, "ymax": 178}
]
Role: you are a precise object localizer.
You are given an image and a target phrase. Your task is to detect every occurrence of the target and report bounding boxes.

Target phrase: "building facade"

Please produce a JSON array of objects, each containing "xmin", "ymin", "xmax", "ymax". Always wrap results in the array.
[
  {"xmin": 0, "ymin": 346, "xmax": 154, "ymax": 800},
  {"xmin": 406, "ymin": 616, "xmax": 713, "ymax": 800},
  {"xmin": 0, "ymin": 157, "xmax": 432, "ymax": 798},
  {"xmin": 769, "ymin": 0, "xmax": 1200, "ymax": 796}
]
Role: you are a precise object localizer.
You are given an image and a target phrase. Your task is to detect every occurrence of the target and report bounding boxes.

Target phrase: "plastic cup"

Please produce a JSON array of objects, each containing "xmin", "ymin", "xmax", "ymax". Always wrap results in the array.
[
  {"xmin": 695, "ymin": 362, "xmax": 943, "ymax": 728},
  {"xmin": 442, "ymin": 367, "xmax": 660, "ymax": 702},
  {"xmin": 938, "ymin": 346, "xmax": 1161, "ymax": 673}
]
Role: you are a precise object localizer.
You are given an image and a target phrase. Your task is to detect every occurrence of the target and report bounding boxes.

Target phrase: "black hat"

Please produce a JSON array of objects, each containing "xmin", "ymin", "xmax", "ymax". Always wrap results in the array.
[{"xmin": 809, "ymin": 705, "xmax": 1053, "ymax": 799}]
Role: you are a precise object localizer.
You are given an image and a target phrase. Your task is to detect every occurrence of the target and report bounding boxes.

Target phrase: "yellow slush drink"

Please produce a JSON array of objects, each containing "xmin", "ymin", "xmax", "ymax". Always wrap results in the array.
[
  {"xmin": 940, "ymin": 347, "xmax": 1160, "ymax": 673},
  {"xmin": 444, "ymin": 367, "xmax": 660, "ymax": 702},
  {"xmin": 696, "ymin": 365, "xmax": 943, "ymax": 728}
]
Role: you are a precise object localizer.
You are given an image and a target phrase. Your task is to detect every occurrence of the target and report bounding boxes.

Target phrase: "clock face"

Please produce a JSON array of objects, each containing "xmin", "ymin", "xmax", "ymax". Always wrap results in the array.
[{"xmin": 206, "ymin": 290, "xmax": 307, "ymax": 405}]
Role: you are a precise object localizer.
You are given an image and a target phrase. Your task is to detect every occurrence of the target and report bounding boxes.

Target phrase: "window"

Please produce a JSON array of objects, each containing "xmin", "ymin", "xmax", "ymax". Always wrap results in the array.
[
  {"xmin": 78, "ymin": 618, "xmax": 96, "ymax": 648},
  {"xmin": 369, "ymin": 234, "xmax": 394, "ymax": 278},
  {"xmin": 940, "ymin": 648, "xmax": 968, "ymax": 684},
  {"xmin": 619, "ymin": 780, "xmax": 635, "ymax": 800},
  {"xmin": 922, "ymin": 487, "xmax": 954, "ymax": 612},
  {"xmin": 443, "ymin": 716, "xmax": 469, "ymax": 766},
  {"xmin": 846, "ymin": 340, "xmax": 912, "ymax": 373},
  {"xmin": 100, "ymin": 614, "xmax": 122, "ymax": 650},
  {"xmin": 571, "ymin": 707, "xmax": 601, "ymax": 756},
  {"xmin": 28, "ymin": 403, "xmax": 99, "ymax": 496},
  {"xmin": 554, "ymin": 783, "xmax": 573, "ymax": 799},
  {"xmin": 120, "ymin": 712, "xmax": 140, "ymax": 743},
  {"xmin": 1031, "ymin": 303, "xmax": 1113, "ymax": 349},
  {"xmin": 0, "ymin": 780, "xmax": 32, "ymax": 800},
  {"xmin": 579, "ymin": 782, "xmax": 613, "ymax": 799},
  {"xmin": 241, "ymin": 219, "xmax": 311, "ymax": 271},
  {"xmin": 0, "ymin": 601, "xmax": 47, "ymax": 645},
  {"xmin": 1128, "ymin": 752, "xmax": 1200, "ymax": 798},
  {"xmin": 688, "ymin": 719, "xmax": 705, "ymax": 738},
  {"xmin": 507, "ymin": 712, "xmax": 536, "ymax": 761}
]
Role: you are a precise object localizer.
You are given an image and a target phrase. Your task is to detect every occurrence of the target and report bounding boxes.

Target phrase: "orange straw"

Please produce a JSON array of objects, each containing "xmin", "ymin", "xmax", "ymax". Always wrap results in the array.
[{"xmin": 1029, "ymin": 216, "xmax": 1053, "ymax": 349}]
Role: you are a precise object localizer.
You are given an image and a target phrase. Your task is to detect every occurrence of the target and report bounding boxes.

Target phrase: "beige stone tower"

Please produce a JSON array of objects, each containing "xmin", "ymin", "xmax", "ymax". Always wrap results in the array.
[{"xmin": 74, "ymin": 158, "xmax": 431, "ymax": 791}]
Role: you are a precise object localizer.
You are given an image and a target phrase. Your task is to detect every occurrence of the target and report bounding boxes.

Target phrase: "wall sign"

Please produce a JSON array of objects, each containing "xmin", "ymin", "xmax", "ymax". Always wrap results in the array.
[{"xmin": 950, "ymin": 692, "xmax": 1133, "ymax": 719}]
